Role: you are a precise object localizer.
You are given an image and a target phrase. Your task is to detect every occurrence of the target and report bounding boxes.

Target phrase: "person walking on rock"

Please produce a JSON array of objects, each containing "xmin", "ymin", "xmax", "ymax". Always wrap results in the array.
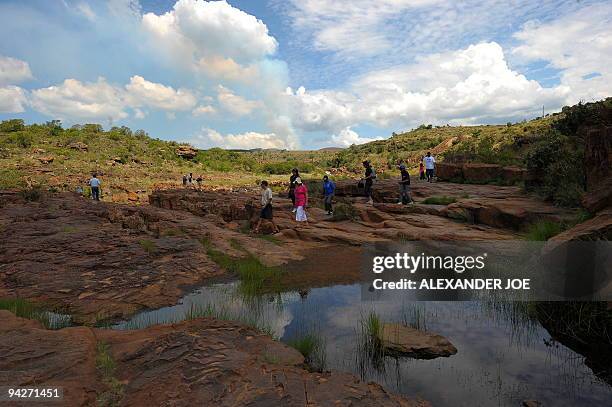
[
  {"xmin": 254, "ymin": 180, "xmax": 279, "ymax": 234},
  {"xmin": 89, "ymin": 173, "xmax": 101, "ymax": 201},
  {"xmin": 362, "ymin": 160, "xmax": 376, "ymax": 205},
  {"xmin": 424, "ymin": 152, "xmax": 436, "ymax": 183},
  {"xmin": 398, "ymin": 164, "xmax": 414, "ymax": 205},
  {"xmin": 288, "ymin": 168, "xmax": 299, "ymax": 213},
  {"xmin": 419, "ymin": 161, "xmax": 426, "ymax": 181},
  {"xmin": 294, "ymin": 177, "xmax": 308, "ymax": 225},
  {"xmin": 323, "ymin": 175, "xmax": 336, "ymax": 215}
]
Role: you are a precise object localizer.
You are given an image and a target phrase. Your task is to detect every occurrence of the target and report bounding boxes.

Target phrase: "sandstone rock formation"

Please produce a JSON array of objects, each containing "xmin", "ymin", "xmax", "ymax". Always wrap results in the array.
[
  {"xmin": 436, "ymin": 162, "xmax": 526, "ymax": 184},
  {"xmin": 175, "ymin": 145, "xmax": 198, "ymax": 160},
  {"xmin": 377, "ymin": 323, "xmax": 457, "ymax": 359},
  {"xmin": 0, "ymin": 311, "xmax": 429, "ymax": 407}
]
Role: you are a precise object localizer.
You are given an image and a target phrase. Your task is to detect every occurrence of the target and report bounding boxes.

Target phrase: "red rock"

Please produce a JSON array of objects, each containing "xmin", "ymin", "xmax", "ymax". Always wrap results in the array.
[
  {"xmin": 175, "ymin": 145, "xmax": 198, "ymax": 160},
  {"xmin": 462, "ymin": 163, "xmax": 503, "ymax": 183},
  {"xmin": 435, "ymin": 163, "xmax": 463, "ymax": 181},
  {"xmin": 501, "ymin": 166, "xmax": 527, "ymax": 183},
  {"xmin": 582, "ymin": 175, "xmax": 612, "ymax": 213},
  {"xmin": 549, "ymin": 208, "xmax": 612, "ymax": 242},
  {"xmin": 37, "ymin": 156, "xmax": 54, "ymax": 164},
  {"xmin": 377, "ymin": 323, "xmax": 457, "ymax": 359}
]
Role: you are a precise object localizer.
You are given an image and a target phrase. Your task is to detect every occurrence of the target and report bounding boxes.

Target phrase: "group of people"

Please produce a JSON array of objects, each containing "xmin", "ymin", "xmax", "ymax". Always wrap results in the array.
[
  {"xmin": 254, "ymin": 151, "xmax": 436, "ymax": 234},
  {"xmin": 182, "ymin": 173, "xmax": 204, "ymax": 188}
]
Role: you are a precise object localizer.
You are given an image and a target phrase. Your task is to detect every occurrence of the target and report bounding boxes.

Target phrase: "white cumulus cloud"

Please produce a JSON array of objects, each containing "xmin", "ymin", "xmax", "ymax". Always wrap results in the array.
[
  {"xmin": 142, "ymin": 0, "xmax": 277, "ymax": 69},
  {"xmin": 0, "ymin": 55, "xmax": 33, "ymax": 85},
  {"xmin": 331, "ymin": 127, "xmax": 382, "ymax": 147},
  {"xmin": 512, "ymin": 2, "xmax": 612, "ymax": 103},
  {"xmin": 190, "ymin": 127, "xmax": 289, "ymax": 150},
  {"xmin": 30, "ymin": 77, "xmax": 128, "ymax": 122},
  {"xmin": 125, "ymin": 75, "xmax": 197, "ymax": 111},
  {"xmin": 0, "ymin": 86, "xmax": 28, "ymax": 113},
  {"xmin": 217, "ymin": 85, "xmax": 261, "ymax": 116}
]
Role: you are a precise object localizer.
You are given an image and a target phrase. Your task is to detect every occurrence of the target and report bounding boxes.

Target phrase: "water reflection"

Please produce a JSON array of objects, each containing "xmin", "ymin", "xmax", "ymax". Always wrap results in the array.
[{"xmin": 114, "ymin": 283, "xmax": 612, "ymax": 407}]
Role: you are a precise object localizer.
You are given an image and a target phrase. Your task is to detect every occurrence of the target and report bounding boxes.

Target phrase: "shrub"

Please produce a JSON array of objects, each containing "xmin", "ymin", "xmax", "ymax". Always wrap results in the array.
[
  {"xmin": 0, "ymin": 119, "xmax": 25, "ymax": 132},
  {"xmin": 524, "ymin": 132, "xmax": 585, "ymax": 207},
  {"xmin": 525, "ymin": 220, "xmax": 564, "ymax": 241},
  {"xmin": 20, "ymin": 186, "xmax": 43, "ymax": 202}
]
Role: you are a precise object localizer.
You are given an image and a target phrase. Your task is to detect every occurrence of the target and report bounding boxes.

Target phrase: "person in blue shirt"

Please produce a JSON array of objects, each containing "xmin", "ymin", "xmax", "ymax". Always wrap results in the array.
[
  {"xmin": 88, "ymin": 173, "xmax": 101, "ymax": 201},
  {"xmin": 323, "ymin": 174, "xmax": 336, "ymax": 215}
]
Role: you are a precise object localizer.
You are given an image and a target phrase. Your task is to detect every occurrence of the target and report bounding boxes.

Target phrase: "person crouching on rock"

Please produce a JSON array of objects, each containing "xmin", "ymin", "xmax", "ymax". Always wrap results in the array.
[
  {"xmin": 254, "ymin": 180, "xmax": 279, "ymax": 234},
  {"xmin": 398, "ymin": 164, "xmax": 414, "ymax": 205},
  {"xmin": 288, "ymin": 168, "xmax": 299, "ymax": 213},
  {"xmin": 323, "ymin": 174, "xmax": 335, "ymax": 215},
  {"xmin": 294, "ymin": 177, "xmax": 308, "ymax": 225},
  {"xmin": 89, "ymin": 173, "xmax": 101, "ymax": 201}
]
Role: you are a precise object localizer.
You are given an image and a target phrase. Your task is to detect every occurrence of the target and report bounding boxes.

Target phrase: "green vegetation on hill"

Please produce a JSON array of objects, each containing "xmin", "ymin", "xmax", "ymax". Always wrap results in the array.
[{"xmin": 1, "ymin": 97, "xmax": 609, "ymax": 208}]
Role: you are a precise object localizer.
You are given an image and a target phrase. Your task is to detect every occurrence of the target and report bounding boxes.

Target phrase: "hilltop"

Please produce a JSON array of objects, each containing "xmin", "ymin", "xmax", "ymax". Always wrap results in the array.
[{"xmin": 1, "ymin": 97, "xmax": 610, "ymax": 206}]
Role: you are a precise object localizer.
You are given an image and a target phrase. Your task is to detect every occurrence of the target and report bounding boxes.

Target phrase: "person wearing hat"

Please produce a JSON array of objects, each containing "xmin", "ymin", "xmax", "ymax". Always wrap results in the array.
[
  {"xmin": 398, "ymin": 163, "xmax": 414, "ymax": 205},
  {"xmin": 362, "ymin": 160, "xmax": 376, "ymax": 205},
  {"xmin": 322, "ymin": 174, "xmax": 336, "ymax": 215},
  {"xmin": 294, "ymin": 177, "xmax": 308, "ymax": 224}
]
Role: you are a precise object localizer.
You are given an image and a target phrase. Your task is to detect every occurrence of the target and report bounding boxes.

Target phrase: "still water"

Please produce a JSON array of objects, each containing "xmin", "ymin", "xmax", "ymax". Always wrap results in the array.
[{"xmin": 114, "ymin": 282, "xmax": 612, "ymax": 407}]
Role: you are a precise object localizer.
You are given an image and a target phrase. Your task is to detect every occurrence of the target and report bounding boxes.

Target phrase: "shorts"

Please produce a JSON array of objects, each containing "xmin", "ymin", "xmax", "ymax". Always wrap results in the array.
[
  {"xmin": 260, "ymin": 203, "xmax": 273, "ymax": 220},
  {"xmin": 296, "ymin": 206, "xmax": 308, "ymax": 222}
]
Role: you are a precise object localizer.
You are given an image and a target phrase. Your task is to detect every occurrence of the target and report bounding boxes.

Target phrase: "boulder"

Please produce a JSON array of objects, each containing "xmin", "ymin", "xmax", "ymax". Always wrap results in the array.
[
  {"xmin": 68, "ymin": 141, "xmax": 88, "ymax": 151},
  {"xmin": 377, "ymin": 323, "xmax": 457, "ymax": 359},
  {"xmin": 582, "ymin": 175, "xmax": 612, "ymax": 213},
  {"xmin": 548, "ymin": 208, "xmax": 612, "ymax": 242},
  {"xmin": 501, "ymin": 166, "xmax": 527, "ymax": 184},
  {"xmin": 176, "ymin": 145, "xmax": 198, "ymax": 160},
  {"xmin": 37, "ymin": 155, "xmax": 54, "ymax": 164}
]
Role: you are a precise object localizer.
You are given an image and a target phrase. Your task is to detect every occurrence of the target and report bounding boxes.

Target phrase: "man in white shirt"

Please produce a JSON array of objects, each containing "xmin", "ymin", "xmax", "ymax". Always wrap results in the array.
[
  {"xmin": 423, "ymin": 152, "xmax": 436, "ymax": 183},
  {"xmin": 254, "ymin": 180, "xmax": 279, "ymax": 234},
  {"xmin": 89, "ymin": 173, "xmax": 101, "ymax": 201}
]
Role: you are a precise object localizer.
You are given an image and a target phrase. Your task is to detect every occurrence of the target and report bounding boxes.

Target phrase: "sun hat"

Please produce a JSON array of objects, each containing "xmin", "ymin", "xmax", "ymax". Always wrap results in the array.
[{"xmin": 295, "ymin": 177, "xmax": 302, "ymax": 184}]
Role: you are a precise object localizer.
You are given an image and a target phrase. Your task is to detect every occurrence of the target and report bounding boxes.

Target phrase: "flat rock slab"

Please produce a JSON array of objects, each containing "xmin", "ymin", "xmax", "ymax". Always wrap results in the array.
[
  {"xmin": 0, "ymin": 311, "xmax": 429, "ymax": 407},
  {"xmin": 378, "ymin": 323, "xmax": 457, "ymax": 359}
]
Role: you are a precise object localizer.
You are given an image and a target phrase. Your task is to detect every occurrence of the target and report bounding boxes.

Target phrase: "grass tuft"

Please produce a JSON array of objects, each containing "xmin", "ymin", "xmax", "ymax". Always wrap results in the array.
[
  {"xmin": 95, "ymin": 342, "xmax": 123, "ymax": 406},
  {"xmin": 525, "ymin": 220, "xmax": 563, "ymax": 241},
  {"xmin": 0, "ymin": 298, "xmax": 71, "ymax": 329},
  {"xmin": 286, "ymin": 331, "xmax": 327, "ymax": 372}
]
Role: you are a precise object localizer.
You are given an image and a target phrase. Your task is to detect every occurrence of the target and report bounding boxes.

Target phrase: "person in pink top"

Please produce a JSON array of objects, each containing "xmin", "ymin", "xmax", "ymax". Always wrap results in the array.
[{"xmin": 294, "ymin": 177, "xmax": 308, "ymax": 224}]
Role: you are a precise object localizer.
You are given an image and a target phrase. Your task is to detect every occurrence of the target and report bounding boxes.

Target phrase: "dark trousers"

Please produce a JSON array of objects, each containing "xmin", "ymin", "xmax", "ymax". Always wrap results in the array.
[
  {"xmin": 289, "ymin": 189, "xmax": 296, "ymax": 207},
  {"xmin": 426, "ymin": 169, "xmax": 434, "ymax": 182},
  {"xmin": 91, "ymin": 186, "xmax": 100, "ymax": 201},
  {"xmin": 324, "ymin": 194, "xmax": 334, "ymax": 212},
  {"xmin": 364, "ymin": 181, "xmax": 373, "ymax": 198}
]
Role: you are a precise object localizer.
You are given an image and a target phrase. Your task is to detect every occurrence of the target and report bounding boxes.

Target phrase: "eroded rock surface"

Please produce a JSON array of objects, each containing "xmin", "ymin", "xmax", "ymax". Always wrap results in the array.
[{"xmin": 0, "ymin": 311, "xmax": 429, "ymax": 407}]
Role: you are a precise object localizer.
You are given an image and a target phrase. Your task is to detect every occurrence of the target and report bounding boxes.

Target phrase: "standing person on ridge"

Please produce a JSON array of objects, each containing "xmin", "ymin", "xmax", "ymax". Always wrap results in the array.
[
  {"xmin": 254, "ymin": 180, "xmax": 279, "ymax": 234},
  {"xmin": 362, "ymin": 160, "xmax": 376, "ymax": 205},
  {"xmin": 419, "ymin": 161, "xmax": 426, "ymax": 181},
  {"xmin": 323, "ymin": 174, "xmax": 336, "ymax": 215},
  {"xmin": 397, "ymin": 164, "xmax": 414, "ymax": 205},
  {"xmin": 424, "ymin": 152, "xmax": 436, "ymax": 183},
  {"xmin": 288, "ymin": 168, "xmax": 299, "ymax": 213},
  {"xmin": 89, "ymin": 173, "xmax": 101, "ymax": 201},
  {"xmin": 294, "ymin": 177, "xmax": 308, "ymax": 225}
]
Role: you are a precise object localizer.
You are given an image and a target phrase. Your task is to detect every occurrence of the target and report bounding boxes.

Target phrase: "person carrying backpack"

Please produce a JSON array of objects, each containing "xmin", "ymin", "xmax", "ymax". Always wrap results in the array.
[{"xmin": 322, "ymin": 174, "xmax": 336, "ymax": 215}]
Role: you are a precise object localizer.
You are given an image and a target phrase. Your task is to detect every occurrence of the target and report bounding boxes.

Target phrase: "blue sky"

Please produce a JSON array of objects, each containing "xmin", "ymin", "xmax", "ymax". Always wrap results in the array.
[{"xmin": 0, "ymin": 0, "xmax": 611, "ymax": 149}]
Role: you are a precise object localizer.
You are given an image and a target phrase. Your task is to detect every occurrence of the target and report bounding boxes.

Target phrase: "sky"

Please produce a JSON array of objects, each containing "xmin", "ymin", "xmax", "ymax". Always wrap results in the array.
[{"xmin": 0, "ymin": 0, "xmax": 611, "ymax": 150}]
